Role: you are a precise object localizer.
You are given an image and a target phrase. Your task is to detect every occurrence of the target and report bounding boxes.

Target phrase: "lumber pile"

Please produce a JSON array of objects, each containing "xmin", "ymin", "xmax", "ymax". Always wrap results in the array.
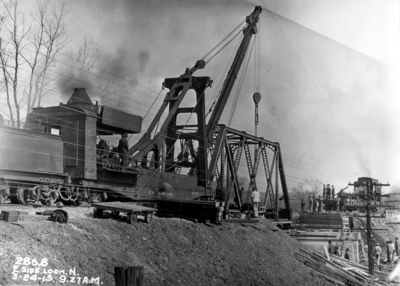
[{"xmin": 295, "ymin": 248, "xmax": 390, "ymax": 286}]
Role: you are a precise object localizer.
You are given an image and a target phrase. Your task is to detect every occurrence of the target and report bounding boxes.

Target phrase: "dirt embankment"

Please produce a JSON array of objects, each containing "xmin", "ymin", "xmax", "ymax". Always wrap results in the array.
[{"xmin": 0, "ymin": 205, "xmax": 334, "ymax": 286}]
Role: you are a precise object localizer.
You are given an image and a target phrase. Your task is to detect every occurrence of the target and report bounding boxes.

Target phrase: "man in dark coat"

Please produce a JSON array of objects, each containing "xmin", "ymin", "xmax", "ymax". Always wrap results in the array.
[
  {"xmin": 344, "ymin": 248, "xmax": 350, "ymax": 260},
  {"xmin": 118, "ymin": 134, "xmax": 129, "ymax": 169},
  {"xmin": 387, "ymin": 241, "xmax": 392, "ymax": 264},
  {"xmin": 326, "ymin": 184, "xmax": 331, "ymax": 200},
  {"xmin": 395, "ymin": 237, "xmax": 399, "ymax": 256}
]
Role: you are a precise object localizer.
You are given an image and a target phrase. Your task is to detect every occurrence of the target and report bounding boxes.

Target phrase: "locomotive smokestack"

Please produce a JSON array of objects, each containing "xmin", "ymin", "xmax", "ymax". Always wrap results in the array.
[
  {"xmin": 67, "ymin": 88, "xmax": 93, "ymax": 105},
  {"xmin": 65, "ymin": 88, "xmax": 97, "ymax": 113}
]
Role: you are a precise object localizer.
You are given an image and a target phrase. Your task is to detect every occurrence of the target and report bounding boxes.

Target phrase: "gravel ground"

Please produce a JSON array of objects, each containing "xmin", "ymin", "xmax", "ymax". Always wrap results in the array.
[{"xmin": 0, "ymin": 203, "xmax": 335, "ymax": 286}]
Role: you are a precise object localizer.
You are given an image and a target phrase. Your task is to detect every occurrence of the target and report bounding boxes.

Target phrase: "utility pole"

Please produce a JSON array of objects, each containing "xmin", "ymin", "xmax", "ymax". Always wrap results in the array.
[
  {"xmin": 349, "ymin": 180, "xmax": 390, "ymax": 275},
  {"xmin": 366, "ymin": 181, "xmax": 374, "ymax": 275}
]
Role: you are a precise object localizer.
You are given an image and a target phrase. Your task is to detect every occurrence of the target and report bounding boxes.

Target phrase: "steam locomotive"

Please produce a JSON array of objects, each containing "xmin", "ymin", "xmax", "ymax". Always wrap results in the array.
[{"xmin": 0, "ymin": 88, "xmax": 177, "ymax": 205}]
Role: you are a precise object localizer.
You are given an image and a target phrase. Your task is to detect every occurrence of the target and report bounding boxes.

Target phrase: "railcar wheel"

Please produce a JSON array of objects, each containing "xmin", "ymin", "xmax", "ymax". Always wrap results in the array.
[
  {"xmin": 9, "ymin": 196, "xmax": 19, "ymax": 204},
  {"xmin": 17, "ymin": 187, "xmax": 30, "ymax": 205},
  {"xmin": 93, "ymin": 209, "xmax": 103, "ymax": 218},
  {"xmin": 128, "ymin": 213, "xmax": 138, "ymax": 224},
  {"xmin": 46, "ymin": 197, "xmax": 56, "ymax": 206},
  {"xmin": 144, "ymin": 212, "xmax": 154, "ymax": 223},
  {"xmin": 73, "ymin": 194, "xmax": 83, "ymax": 206}
]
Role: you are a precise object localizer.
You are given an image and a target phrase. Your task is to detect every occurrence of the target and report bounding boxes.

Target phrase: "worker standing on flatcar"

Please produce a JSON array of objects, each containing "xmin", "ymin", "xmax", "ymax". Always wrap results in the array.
[
  {"xmin": 326, "ymin": 184, "xmax": 331, "ymax": 200},
  {"xmin": 118, "ymin": 133, "xmax": 129, "ymax": 169},
  {"xmin": 322, "ymin": 184, "xmax": 326, "ymax": 200}
]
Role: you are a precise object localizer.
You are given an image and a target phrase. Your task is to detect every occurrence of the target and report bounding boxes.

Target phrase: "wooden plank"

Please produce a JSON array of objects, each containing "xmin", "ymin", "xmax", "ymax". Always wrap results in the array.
[
  {"xmin": 84, "ymin": 117, "xmax": 97, "ymax": 180},
  {"xmin": 269, "ymin": 220, "xmax": 293, "ymax": 224},
  {"xmin": 114, "ymin": 267, "xmax": 126, "ymax": 286},
  {"xmin": 101, "ymin": 106, "xmax": 142, "ymax": 133},
  {"xmin": 92, "ymin": 201, "xmax": 157, "ymax": 212},
  {"xmin": 126, "ymin": 266, "xmax": 144, "ymax": 286},
  {"xmin": 290, "ymin": 234, "xmax": 337, "ymax": 238},
  {"xmin": 221, "ymin": 219, "xmax": 259, "ymax": 223},
  {"xmin": 324, "ymin": 245, "xmax": 331, "ymax": 261}
]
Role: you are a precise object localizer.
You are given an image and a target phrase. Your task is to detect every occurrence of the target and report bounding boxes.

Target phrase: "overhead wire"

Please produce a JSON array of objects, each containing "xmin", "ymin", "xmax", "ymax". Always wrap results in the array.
[
  {"xmin": 0, "ymin": 75, "xmax": 356, "ymax": 188},
  {"xmin": 0, "ymin": 14, "xmax": 361, "ymax": 191}
]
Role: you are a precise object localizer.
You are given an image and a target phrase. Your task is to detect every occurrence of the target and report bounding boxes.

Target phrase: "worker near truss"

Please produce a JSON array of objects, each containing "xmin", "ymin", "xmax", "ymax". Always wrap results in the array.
[
  {"xmin": 251, "ymin": 188, "xmax": 260, "ymax": 218},
  {"xmin": 118, "ymin": 133, "xmax": 129, "ymax": 169},
  {"xmin": 308, "ymin": 195, "xmax": 313, "ymax": 213}
]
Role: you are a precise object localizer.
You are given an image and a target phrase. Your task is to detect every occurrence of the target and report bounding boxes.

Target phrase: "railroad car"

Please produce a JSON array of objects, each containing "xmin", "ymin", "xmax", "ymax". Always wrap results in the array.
[{"xmin": 322, "ymin": 177, "xmax": 383, "ymax": 213}]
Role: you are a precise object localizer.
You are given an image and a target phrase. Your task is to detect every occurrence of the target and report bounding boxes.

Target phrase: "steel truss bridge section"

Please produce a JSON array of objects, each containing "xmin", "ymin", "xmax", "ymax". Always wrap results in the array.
[{"xmin": 207, "ymin": 124, "xmax": 291, "ymax": 220}]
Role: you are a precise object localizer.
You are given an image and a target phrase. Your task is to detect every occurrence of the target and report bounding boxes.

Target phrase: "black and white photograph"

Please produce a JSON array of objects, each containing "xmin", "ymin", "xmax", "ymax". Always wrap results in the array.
[{"xmin": 0, "ymin": 0, "xmax": 399, "ymax": 285}]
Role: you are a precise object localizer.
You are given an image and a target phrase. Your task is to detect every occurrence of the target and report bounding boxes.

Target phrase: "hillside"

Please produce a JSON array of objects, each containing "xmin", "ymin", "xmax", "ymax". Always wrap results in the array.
[{"xmin": 0, "ymin": 204, "xmax": 335, "ymax": 286}]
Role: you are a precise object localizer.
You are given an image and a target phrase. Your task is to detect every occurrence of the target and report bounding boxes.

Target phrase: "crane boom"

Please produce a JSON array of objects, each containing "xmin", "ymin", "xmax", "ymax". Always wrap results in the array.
[{"xmin": 206, "ymin": 6, "xmax": 262, "ymax": 141}]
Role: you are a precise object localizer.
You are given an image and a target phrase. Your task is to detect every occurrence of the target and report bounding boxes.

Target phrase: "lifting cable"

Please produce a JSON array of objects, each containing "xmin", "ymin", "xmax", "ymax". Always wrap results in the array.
[
  {"xmin": 200, "ymin": 20, "xmax": 245, "ymax": 63},
  {"xmin": 135, "ymin": 21, "xmax": 250, "ymax": 171},
  {"xmin": 128, "ymin": 87, "xmax": 164, "ymax": 142},
  {"xmin": 205, "ymin": 33, "xmax": 244, "ymax": 118},
  {"xmin": 203, "ymin": 29, "xmax": 244, "ymax": 65},
  {"xmin": 227, "ymin": 28, "xmax": 255, "ymax": 127}
]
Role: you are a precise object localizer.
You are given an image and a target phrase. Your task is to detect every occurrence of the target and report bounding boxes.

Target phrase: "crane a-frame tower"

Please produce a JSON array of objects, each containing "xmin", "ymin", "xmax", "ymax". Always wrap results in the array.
[{"xmin": 127, "ymin": 6, "xmax": 291, "ymax": 221}]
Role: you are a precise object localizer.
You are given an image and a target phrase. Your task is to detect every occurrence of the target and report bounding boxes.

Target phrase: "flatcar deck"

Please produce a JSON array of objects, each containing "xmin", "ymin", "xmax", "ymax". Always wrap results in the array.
[{"xmin": 91, "ymin": 201, "xmax": 157, "ymax": 224}]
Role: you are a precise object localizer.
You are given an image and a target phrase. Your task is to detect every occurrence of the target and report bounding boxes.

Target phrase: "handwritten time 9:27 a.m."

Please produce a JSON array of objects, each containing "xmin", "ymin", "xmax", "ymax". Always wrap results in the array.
[{"xmin": 12, "ymin": 256, "xmax": 102, "ymax": 284}]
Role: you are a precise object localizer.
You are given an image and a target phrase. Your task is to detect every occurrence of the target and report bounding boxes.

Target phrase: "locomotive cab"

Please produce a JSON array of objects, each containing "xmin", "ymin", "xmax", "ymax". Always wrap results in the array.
[{"xmin": 25, "ymin": 88, "xmax": 143, "ymax": 199}]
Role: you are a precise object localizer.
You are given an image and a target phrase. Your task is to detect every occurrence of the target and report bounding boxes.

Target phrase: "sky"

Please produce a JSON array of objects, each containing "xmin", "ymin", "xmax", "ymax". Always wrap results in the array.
[{"xmin": 17, "ymin": 0, "xmax": 400, "ymax": 192}]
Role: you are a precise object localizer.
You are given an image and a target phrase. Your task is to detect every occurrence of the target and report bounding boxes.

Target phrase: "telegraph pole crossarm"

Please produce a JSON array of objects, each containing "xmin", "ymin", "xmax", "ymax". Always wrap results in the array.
[{"xmin": 348, "ymin": 181, "xmax": 390, "ymax": 275}]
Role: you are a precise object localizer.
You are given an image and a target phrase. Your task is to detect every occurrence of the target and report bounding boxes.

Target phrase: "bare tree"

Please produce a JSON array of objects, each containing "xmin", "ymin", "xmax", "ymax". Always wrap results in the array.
[
  {"xmin": 0, "ymin": 0, "xmax": 32, "ymax": 127},
  {"xmin": 306, "ymin": 178, "xmax": 323, "ymax": 197},
  {"xmin": 27, "ymin": 0, "xmax": 68, "ymax": 110},
  {"xmin": 0, "ymin": 0, "xmax": 67, "ymax": 127},
  {"xmin": 290, "ymin": 178, "xmax": 323, "ymax": 204},
  {"xmin": 76, "ymin": 35, "xmax": 100, "ymax": 71},
  {"xmin": 291, "ymin": 180, "xmax": 308, "ymax": 203}
]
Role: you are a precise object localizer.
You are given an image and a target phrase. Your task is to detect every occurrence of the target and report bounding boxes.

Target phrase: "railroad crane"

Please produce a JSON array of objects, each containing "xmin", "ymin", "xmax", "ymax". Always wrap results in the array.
[
  {"xmin": 126, "ymin": 6, "xmax": 291, "ymax": 220},
  {"xmin": 0, "ymin": 6, "xmax": 291, "ymax": 222}
]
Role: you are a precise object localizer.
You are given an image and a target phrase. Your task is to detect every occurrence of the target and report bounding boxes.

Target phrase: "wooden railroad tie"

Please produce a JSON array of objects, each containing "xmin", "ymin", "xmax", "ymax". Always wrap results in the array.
[{"xmin": 114, "ymin": 266, "xmax": 143, "ymax": 286}]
